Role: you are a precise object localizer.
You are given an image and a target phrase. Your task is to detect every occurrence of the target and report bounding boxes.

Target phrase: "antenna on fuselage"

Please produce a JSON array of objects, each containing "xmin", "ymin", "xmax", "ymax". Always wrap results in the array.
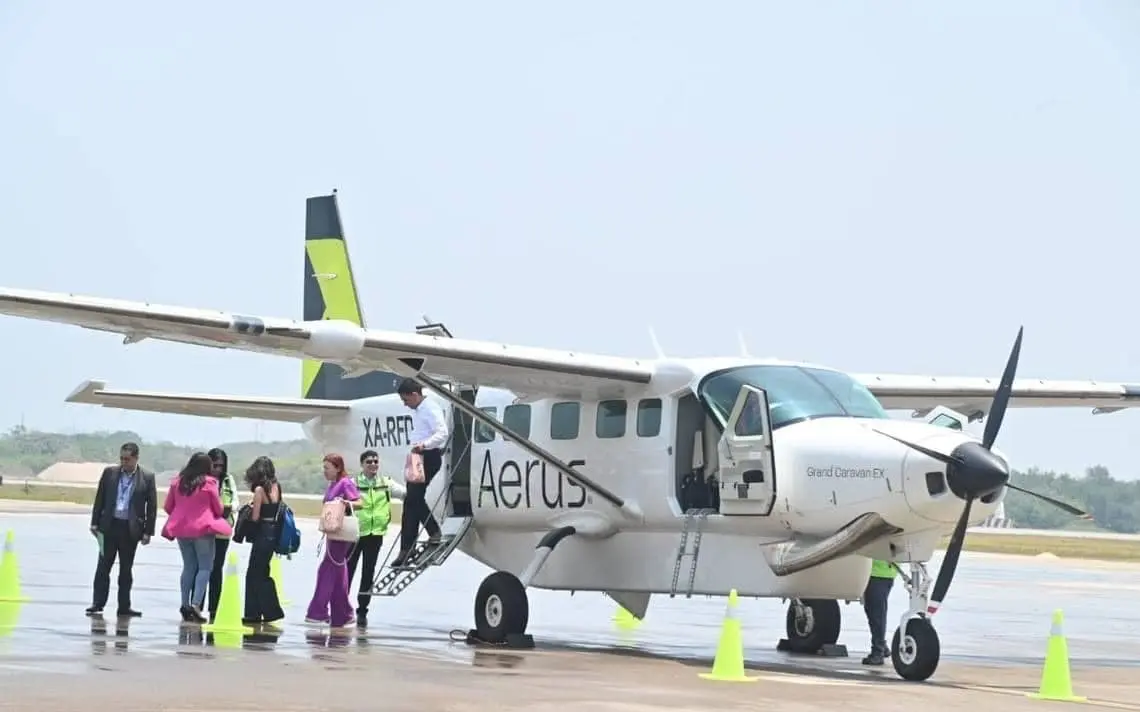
[
  {"xmin": 648, "ymin": 326, "xmax": 666, "ymax": 358},
  {"xmin": 737, "ymin": 330, "xmax": 751, "ymax": 357}
]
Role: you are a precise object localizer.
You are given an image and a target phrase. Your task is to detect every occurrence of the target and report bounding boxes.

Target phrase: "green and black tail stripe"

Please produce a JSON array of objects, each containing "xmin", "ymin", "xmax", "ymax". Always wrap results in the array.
[{"xmin": 302, "ymin": 192, "xmax": 401, "ymax": 401}]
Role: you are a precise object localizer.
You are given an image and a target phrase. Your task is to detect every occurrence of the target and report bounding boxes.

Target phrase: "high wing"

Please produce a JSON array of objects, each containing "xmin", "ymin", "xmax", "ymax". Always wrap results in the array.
[
  {"xmin": 856, "ymin": 373, "xmax": 1140, "ymax": 416},
  {"xmin": 0, "ymin": 288, "xmax": 654, "ymax": 398},
  {"xmin": 65, "ymin": 380, "xmax": 350, "ymax": 423}
]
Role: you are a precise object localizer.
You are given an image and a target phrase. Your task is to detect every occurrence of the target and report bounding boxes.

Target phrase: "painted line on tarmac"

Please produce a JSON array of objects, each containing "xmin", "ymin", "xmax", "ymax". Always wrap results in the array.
[
  {"xmin": 753, "ymin": 672, "xmax": 871, "ymax": 687},
  {"xmin": 954, "ymin": 684, "xmax": 1140, "ymax": 710}
]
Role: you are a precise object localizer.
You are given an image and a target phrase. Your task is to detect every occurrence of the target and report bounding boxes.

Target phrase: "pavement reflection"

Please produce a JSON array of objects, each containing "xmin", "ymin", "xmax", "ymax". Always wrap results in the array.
[{"xmin": 0, "ymin": 512, "xmax": 1138, "ymax": 673}]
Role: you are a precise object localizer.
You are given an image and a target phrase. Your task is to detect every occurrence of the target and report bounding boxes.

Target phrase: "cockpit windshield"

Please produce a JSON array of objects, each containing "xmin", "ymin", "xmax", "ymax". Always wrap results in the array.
[{"xmin": 698, "ymin": 365, "xmax": 889, "ymax": 430}]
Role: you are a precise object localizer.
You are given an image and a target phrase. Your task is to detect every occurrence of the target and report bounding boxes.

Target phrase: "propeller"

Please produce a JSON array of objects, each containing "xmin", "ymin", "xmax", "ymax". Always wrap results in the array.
[{"xmin": 874, "ymin": 327, "xmax": 1090, "ymax": 615}]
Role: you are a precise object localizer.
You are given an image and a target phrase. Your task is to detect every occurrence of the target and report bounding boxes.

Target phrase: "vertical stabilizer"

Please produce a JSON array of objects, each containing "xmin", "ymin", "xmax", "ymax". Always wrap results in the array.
[{"xmin": 302, "ymin": 192, "xmax": 400, "ymax": 401}]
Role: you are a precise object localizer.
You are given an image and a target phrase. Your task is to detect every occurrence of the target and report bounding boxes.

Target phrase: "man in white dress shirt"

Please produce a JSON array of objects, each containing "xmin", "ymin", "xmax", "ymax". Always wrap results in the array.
[{"xmin": 393, "ymin": 378, "xmax": 448, "ymax": 566}]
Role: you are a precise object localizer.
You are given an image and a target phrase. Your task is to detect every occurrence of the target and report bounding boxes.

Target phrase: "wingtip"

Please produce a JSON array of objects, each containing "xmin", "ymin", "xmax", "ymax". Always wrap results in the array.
[{"xmin": 65, "ymin": 379, "xmax": 107, "ymax": 403}]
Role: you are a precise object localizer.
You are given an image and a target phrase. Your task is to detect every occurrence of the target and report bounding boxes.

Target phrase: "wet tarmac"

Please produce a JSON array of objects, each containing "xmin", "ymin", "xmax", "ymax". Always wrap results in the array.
[{"xmin": 0, "ymin": 511, "xmax": 1138, "ymax": 709}]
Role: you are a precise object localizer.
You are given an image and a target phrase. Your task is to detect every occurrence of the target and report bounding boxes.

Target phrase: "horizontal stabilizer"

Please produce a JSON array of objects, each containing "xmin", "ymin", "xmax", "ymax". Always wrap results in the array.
[{"xmin": 66, "ymin": 380, "xmax": 350, "ymax": 423}]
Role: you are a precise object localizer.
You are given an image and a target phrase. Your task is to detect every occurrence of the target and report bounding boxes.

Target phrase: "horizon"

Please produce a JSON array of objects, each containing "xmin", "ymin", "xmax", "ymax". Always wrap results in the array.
[
  {"xmin": 0, "ymin": 422, "xmax": 1126, "ymax": 481},
  {"xmin": 3, "ymin": 3, "xmax": 1137, "ymax": 479}
]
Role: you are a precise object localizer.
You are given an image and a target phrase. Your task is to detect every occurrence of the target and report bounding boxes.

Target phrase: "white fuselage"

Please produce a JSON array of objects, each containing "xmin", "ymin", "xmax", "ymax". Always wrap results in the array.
[{"xmin": 300, "ymin": 359, "xmax": 1004, "ymax": 602}]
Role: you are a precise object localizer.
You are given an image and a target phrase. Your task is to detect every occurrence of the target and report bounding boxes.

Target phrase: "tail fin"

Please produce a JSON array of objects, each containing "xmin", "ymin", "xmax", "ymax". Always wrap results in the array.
[{"xmin": 301, "ymin": 191, "xmax": 400, "ymax": 401}]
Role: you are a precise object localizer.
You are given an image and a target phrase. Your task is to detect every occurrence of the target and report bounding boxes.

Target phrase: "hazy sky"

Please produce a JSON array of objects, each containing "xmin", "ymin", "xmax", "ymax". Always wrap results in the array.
[{"xmin": 1, "ymin": 2, "xmax": 1138, "ymax": 478}]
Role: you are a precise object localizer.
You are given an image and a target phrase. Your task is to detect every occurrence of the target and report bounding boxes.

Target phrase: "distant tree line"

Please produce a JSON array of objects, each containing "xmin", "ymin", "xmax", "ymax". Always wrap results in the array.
[
  {"xmin": 0, "ymin": 426, "xmax": 330, "ymax": 494},
  {"xmin": 1007, "ymin": 465, "xmax": 1140, "ymax": 533},
  {"xmin": 0, "ymin": 428, "xmax": 1137, "ymax": 529}
]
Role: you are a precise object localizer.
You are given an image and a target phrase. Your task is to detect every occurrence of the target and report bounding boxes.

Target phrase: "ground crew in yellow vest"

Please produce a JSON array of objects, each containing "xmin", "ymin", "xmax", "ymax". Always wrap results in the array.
[
  {"xmin": 861, "ymin": 558, "xmax": 897, "ymax": 666},
  {"xmin": 206, "ymin": 447, "xmax": 240, "ymax": 624},
  {"xmin": 347, "ymin": 449, "xmax": 407, "ymax": 627}
]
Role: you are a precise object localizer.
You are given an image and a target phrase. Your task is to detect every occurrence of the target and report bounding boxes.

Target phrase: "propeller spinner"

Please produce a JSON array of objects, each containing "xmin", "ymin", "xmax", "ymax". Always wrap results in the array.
[{"xmin": 875, "ymin": 327, "xmax": 1090, "ymax": 615}]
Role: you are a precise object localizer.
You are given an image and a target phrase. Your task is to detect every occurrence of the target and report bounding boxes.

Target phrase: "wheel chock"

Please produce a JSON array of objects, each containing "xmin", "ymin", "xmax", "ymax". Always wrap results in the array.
[
  {"xmin": 463, "ymin": 630, "xmax": 535, "ymax": 650},
  {"xmin": 776, "ymin": 639, "xmax": 849, "ymax": 657}
]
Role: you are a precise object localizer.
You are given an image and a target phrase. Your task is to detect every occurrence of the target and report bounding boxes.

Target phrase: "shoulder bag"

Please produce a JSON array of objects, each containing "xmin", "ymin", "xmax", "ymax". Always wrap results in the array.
[{"xmin": 320, "ymin": 498, "xmax": 360, "ymax": 543}]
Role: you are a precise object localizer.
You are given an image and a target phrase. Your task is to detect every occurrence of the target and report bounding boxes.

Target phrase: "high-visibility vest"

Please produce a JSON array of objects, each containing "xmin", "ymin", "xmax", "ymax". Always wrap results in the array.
[
  {"xmin": 353, "ymin": 473, "xmax": 394, "ymax": 537},
  {"xmin": 870, "ymin": 559, "xmax": 897, "ymax": 579},
  {"xmin": 216, "ymin": 474, "xmax": 237, "ymax": 540}
]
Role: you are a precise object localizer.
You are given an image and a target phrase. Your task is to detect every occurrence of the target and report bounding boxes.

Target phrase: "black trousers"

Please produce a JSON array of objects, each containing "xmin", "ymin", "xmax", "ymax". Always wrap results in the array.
[
  {"xmin": 243, "ymin": 538, "xmax": 284, "ymax": 623},
  {"xmin": 399, "ymin": 448, "xmax": 442, "ymax": 551},
  {"xmin": 862, "ymin": 576, "xmax": 894, "ymax": 656},
  {"xmin": 92, "ymin": 519, "xmax": 140, "ymax": 612},
  {"xmin": 347, "ymin": 534, "xmax": 384, "ymax": 613},
  {"xmin": 206, "ymin": 537, "xmax": 229, "ymax": 616}
]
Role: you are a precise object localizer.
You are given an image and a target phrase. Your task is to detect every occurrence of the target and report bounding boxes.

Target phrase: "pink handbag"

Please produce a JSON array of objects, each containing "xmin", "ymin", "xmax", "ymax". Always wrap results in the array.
[
  {"xmin": 318, "ymin": 499, "xmax": 346, "ymax": 534},
  {"xmin": 405, "ymin": 451, "xmax": 425, "ymax": 484}
]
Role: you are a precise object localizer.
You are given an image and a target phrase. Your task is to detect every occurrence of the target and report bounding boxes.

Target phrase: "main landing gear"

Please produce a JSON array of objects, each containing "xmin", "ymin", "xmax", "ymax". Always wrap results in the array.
[
  {"xmin": 892, "ymin": 562, "xmax": 941, "ymax": 682},
  {"xmin": 471, "ymin": 571, "xmax": 533, "ymax": 647},
  {"xmin": 465, "ymin": 526, "xmax": 578, "ymax": 650},
  {"xmin": 777, "ymin": 598, "xmax": 846, "ymax": 656}
]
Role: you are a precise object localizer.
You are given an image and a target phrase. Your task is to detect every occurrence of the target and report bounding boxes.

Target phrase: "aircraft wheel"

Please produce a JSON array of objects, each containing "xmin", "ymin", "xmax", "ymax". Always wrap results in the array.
[
  {"xmin": 891, "ymin": 616, "xmax": 941, "ymax": 681},
  {"xmin": 473, "ymin": 571, "xmax": 529, "ymax": 644},
  {"xmin": 784, "ymin": 598, "xmax": 841, "ymax": 654}
]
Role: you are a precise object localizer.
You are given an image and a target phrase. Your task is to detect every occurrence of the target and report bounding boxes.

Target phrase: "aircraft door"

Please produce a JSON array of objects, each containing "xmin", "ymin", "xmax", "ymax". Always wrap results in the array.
[
  {"xmin": 716, "ymin": 385, "xmax": 776, "ymax": 516},
  {"xmin": 446, "ymin": 386, "xmax": 477, "ymax": 517}
]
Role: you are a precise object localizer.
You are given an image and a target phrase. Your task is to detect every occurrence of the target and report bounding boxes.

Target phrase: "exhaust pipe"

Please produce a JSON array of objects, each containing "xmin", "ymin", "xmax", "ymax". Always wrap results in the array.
[{"xmin": 761, "ymin": 512, "xmax": 900, "ymax": 576}]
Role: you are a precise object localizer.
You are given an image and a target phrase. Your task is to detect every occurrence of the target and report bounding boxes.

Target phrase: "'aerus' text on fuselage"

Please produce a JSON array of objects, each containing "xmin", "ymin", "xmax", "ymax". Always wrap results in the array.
[{"xmin": 477, "ymin": 451, "xmax": 588, "ymax": 510}]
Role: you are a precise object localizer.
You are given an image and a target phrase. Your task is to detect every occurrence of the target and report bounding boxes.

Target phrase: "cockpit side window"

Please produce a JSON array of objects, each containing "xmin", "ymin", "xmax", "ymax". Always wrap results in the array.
[{"xmin": 734, "ymin": 390, "xmax": 766, "ymax": 437}]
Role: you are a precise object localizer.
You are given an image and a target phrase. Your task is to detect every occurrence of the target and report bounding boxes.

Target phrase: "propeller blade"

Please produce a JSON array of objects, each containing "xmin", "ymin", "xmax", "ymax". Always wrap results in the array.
[
  {"xmin": 982, "ymin": 326, "xmax": 1023, "ymax": 450},
  {"xmin": 872, "ymin": 430, "xmax": 959, "ymax": 466},
  {"xmin": 928, "ymin": 497, "xmax": 973, "ymax": 614},
  {"xmin": 1006, "ymin": 483, "xmax": 1091, "ymax": 519}
]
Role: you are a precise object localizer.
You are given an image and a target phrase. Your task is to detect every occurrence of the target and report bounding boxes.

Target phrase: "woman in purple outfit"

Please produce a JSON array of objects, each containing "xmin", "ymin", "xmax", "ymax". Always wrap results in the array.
[{"xmin": 305, "ymin": 453, "xmax": 361, "ymax": 628}]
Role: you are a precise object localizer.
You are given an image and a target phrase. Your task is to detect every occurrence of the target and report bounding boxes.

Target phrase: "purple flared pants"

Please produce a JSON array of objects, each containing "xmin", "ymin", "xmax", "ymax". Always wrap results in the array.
[{"xmin": 306, "ymin": 540, "xmax": 354, "ymax": 626}]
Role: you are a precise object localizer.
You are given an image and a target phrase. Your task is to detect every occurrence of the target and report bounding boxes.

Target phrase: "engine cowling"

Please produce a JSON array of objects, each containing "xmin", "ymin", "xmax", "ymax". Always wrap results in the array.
[{"xmin": 301, "ymin": 319, "xmax": 366, "ymax": 361}]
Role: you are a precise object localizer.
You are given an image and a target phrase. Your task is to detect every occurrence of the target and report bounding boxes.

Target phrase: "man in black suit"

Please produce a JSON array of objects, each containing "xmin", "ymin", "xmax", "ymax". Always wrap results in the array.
[{"xmin": 86, "ymin": 442, "xmax": 157, "ymax": 617}]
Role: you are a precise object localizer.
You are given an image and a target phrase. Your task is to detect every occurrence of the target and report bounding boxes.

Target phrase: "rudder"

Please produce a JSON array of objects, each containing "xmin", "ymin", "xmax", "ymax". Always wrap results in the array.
[{"xmin": 302, "ymin": 191, "xmax": 400, "ymax": 401}]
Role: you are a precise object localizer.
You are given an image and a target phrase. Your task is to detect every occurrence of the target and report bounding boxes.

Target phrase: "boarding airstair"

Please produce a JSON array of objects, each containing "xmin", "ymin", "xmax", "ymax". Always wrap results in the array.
[
  {"xmin": 368, "ymin": 515, "xmax": 472, "ymax": 597},
  {"xmin": 670, "ymin": 508, "xmax": 716, "ymax": 598}
]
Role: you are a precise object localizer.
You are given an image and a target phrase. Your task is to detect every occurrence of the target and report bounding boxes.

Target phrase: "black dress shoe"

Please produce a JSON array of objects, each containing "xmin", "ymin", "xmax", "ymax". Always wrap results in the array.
[
  {"xmin": 390, "ymin": 550, "xmax": 412, "ymax": 568},
  {"xmin": 117, "ymin": 609, "xmax": 142, "ymax": 618}
]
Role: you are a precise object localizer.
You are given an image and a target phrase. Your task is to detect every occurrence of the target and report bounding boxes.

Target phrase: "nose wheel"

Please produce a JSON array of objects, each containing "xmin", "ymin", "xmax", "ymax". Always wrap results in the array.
[{"xmin": 891, "ymin": 616, "xmax": 941, "ymax": 681}]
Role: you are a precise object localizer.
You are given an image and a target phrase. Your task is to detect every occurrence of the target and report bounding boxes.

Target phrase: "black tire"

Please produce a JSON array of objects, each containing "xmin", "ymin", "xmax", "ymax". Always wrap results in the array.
[
  {"xmin": 891, "ymin": 616, "xmax": 941, "ymax": 681},
  {"xmin": 783, "ymin": 598, "xmax": 841, "ymax": 654},
  {"xmin": 473, "ymin": 571, "xmax": 529, "ymax": 643}
]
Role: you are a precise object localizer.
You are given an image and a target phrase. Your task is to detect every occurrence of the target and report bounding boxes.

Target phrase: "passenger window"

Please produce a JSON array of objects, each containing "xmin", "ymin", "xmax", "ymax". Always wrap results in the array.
[
  {"xmin": 596, "ymin": 400, "xmax": 627, "ymax": 439},
  {"xmin": 636, "ymin": 398, "xmax": 662, "ymax": 437},
  {"xmin": 550, "ymin": 402, "xmax": 580, "ymax": 440},
  {"xmin": 474, "ymin": 406, "xmax": 498, "ymax": 443},
  {"xmin": 503, "ymin": 404, "xmax": 531, "ymax": 440}
]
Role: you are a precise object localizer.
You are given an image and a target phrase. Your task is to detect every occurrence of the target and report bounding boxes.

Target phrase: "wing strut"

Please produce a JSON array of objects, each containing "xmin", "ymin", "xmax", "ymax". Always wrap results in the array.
[{"xmin": 409, "ymin": 370, "xmax": 643, "ymax": 521}]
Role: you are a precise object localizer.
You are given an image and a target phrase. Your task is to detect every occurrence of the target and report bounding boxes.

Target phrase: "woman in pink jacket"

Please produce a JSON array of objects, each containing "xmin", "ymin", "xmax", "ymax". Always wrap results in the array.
[{"xmin": 163, "ymin": 452, "xmax": 233, "ymax": 623}]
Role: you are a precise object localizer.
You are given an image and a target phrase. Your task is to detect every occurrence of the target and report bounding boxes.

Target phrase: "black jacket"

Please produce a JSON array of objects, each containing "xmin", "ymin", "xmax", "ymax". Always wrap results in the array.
[{"xmin": 91, "ymin": 465, "xmax": 158, "ymax": 541}]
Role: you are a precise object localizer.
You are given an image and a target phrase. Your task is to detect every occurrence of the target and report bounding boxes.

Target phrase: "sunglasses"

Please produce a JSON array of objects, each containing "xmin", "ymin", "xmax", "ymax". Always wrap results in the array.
[{"xmin": 363, "ymin": 459, "xmax": 379, "ymax": 465}]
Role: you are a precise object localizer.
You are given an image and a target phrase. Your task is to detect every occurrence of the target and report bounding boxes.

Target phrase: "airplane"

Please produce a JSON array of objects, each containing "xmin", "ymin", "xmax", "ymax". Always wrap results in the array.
[{"xmin": 0, "ymin": 191, "xmax": 1132, "ymax": 683}]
